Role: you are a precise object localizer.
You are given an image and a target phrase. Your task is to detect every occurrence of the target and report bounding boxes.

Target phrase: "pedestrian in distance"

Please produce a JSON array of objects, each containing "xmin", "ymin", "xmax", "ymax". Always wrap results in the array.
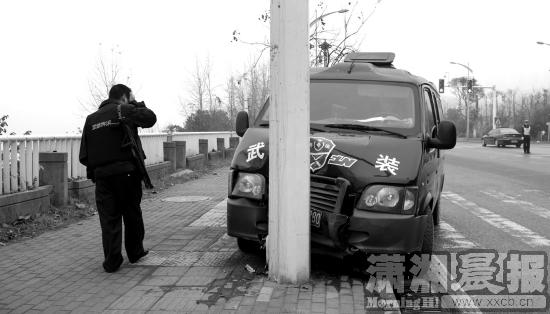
[
  {"xmin": 79, "ymin": 84, "xmax": 157, "ymax": 273},
  {"xmin": 522, "ymin": 119, "xmax": 531, "ymax": 154}
]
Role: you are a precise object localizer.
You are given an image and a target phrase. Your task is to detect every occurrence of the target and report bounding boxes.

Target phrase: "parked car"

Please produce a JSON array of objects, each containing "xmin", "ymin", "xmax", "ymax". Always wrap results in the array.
[
  {"xmin": 481, "ymin": 128, "xmax": 523, "ymax": 147},
  {"xmin": 226, "ymin": 52, "xmax": 456, "ymax": 256}
]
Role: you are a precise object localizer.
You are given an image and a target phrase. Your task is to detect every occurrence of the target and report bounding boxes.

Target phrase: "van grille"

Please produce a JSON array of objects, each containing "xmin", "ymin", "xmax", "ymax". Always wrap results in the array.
[{"xmin": 310, "ymin": 176, "xmax": 350, "ymax": 214}]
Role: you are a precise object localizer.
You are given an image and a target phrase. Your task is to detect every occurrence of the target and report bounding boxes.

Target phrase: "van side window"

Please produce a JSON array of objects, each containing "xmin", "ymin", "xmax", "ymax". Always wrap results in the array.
[
  {"xmin": 423, "ymin": 89, "xmax": 436, "ymax": 135},
  {"xmin": 433, "ymin": 93, "xmax": 443, "ymax": 124}
]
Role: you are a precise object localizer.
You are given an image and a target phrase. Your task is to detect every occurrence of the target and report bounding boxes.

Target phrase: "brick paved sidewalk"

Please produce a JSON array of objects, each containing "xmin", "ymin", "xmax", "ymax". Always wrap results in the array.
[{"xmin": 0, "ymin": 167, "xmax": 396, "ymax": 314}]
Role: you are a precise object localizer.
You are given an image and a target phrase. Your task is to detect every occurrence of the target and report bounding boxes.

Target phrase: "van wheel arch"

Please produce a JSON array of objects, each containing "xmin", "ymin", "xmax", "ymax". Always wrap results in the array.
[
  {"xmin": 421, "ymin": 213, "xmax": 434, "ymax": 253},
  {"xmin": 433, "ymin": 177, "xmax": 444, "ymax": 226},
  {"xmin": 433, "ymin": 200, "xmax": 440, "ymax": 226}
]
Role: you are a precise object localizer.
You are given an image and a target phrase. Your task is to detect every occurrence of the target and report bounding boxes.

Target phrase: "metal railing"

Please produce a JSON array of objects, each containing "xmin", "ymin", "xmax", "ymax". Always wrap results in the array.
[{"xmin": 0, "ymin": 131, "xmax": 235, "ymax": 195}]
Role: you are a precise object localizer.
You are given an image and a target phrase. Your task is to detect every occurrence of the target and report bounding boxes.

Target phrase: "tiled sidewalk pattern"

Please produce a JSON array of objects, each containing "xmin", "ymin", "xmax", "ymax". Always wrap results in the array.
[{"xmin": 0, "ymin": 169, "xmax": 383, "ymax": 313}]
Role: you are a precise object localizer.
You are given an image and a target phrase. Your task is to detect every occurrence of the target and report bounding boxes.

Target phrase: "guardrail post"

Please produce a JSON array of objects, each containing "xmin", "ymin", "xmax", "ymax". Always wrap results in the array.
[
  {"xmin": 39, "ymin": 152, "xmax": 68, "ymax": 206},
  {"xmin": 229, "ymin": 137, "xmax": 239, "ymax": 148},
  {"xmin": 199, "ymin": 139, "xmax": 208, "ymax": 161},
  {"xmin": 216, "ymin": 138, "xmax": 225, "ymax": 158},
  {"xmin": 163, "ymin": 142, "xmax": 177, "ymax": 172},
  {"xmin": 175, "ymin": 141, "xmax": 186, "ymax": 169}
]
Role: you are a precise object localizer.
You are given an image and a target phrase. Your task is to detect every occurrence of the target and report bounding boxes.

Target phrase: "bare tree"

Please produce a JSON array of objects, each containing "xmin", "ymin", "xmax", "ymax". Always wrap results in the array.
[
  {"xmin": 231, "ymin": 0, "xmax": 382, "ymax": 67},
  {"xmin": 80, "ymin": 44, "xmax": 127, "ymax": 113},
  {"xmin": 226, "ymin": 61, "xmax": 270, "ymax": 122},
  {"xmin": 184, "ymin": 57, "xmax": 218, "ymax": 112},
  {"xmin": 188, "ymin": 58, "xmax": 205, "ymax": 111},
  {"xmin": 311, "ymin": 1, "xmax": 381, "ymax": 66},
  {"xmin": 225, "ymin": 76, "xmax": 239, "ymax": 129},
  {"xmin": 247, "ymin": 63, "xmax": 269, "ymax": 120}
]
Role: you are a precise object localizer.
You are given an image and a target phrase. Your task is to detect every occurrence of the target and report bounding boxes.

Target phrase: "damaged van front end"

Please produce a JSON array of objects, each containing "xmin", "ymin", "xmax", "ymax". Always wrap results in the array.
[
  {"xmin": 227, "ymin": 128, "xmax": 431, "ymax": 255},
  {"xmin": 226, "ymin": 52, "xmax": 456, "ymax": 256}
]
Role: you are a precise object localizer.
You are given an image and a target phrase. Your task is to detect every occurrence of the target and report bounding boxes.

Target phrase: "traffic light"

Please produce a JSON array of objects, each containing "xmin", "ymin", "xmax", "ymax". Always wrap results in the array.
[
  {"xmin": 438, "ymin": 79, "xmax": 445, "ymax": 93},
  {"xmin": 467, "ymin": 80, "xmax": 473, "ymax": 93}
]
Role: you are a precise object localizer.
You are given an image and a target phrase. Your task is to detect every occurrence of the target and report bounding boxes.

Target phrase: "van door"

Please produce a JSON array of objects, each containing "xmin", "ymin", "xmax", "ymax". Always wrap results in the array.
[
  {"xmin": 421, "ymin": 86, "xmax": 440, "ymax": 214},
  {"xmin": 431, "ymin": 89, "xmax": 444, "ymax": 202}
]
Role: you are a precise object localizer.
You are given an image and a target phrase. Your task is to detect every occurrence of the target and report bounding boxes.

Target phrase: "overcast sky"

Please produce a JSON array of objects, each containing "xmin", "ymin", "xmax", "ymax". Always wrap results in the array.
[{"xmin": 1, "ymin": 0, "xmax": 549, "ymax": 134}]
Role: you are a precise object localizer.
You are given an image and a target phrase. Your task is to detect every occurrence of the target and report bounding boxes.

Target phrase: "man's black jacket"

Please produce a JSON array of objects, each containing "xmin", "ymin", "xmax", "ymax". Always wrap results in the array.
[{"xmin": 79, "ymin": 99, "xmax": 157, "ymax": 181}]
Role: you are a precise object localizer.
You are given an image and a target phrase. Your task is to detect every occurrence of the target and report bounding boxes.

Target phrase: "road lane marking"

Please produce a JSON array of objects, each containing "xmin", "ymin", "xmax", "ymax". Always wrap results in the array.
[
  {"xmin": 437, "ymin": 220, "xmax": 478, "ymax": 249},
  {"xmin": 441, "ymin": 192, "xmax": 550, "ymax": 247},
  {"xmin": 481, "ymin": 190, "xmax": 550, "ymax": 220},
  {"xmin": 432, "ymin": 255, "xmax": 483, "ymax": 314},
  {"xmin": 523, "ymin": 189, "xmax": 543, "ymax": 193},
  {"xmin": 189, "ymin": 199, "xmax": 227, "ymax": 227}
]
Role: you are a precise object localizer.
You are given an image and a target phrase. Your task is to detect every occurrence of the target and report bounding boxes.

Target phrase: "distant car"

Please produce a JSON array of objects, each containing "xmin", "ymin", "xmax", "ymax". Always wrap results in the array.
[{"xmin": 482, "ymin": 128, "xmax": 523, "ymax": 147}]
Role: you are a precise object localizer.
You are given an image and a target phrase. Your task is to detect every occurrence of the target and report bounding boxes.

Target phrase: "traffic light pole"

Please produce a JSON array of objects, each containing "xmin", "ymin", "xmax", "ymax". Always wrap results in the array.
[
  {"xmin": 465, "ymin": 91, "xmax": 469, "ymax": 139},
  {"xmin": 268, "ymin": 0, "xmax": 310, "ymax": 284},
  {"xmin": 466, "ymin": 69, "xmax": 470, "ymax": 139},
  {"xmin": 492, "ymin": 86, "xmax": 497, "ymax": 129},
  {"xmin": 450, "ymin": 61, "xmax": 474, "ymax": 138}
]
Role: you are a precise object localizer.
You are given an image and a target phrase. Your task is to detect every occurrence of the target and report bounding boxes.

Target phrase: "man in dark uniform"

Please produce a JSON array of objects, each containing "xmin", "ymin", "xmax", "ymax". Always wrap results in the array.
[
  {"xmin": 79, "ymin": 84, "xmax": 157, "ymax": 272},
  {"xmin": 522, "ymin": 119, "xmax": 531, "ymax": 154}
]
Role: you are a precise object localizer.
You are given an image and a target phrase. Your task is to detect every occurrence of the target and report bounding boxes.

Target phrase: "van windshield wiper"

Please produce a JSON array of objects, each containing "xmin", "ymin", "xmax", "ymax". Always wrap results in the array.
[
  {"xmin": 260, "ymin": 122, "xmax": 326, "ymax": 132},
  {"xmin": 324, "ymin": 124, "xmax": 407, "ymax": 138}
]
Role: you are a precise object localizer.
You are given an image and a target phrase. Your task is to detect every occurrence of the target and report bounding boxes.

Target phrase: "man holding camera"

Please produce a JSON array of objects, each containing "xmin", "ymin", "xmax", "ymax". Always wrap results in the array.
[{"xmin": 79, "ymin": 84, "xmax": 156, "ymax": 272}]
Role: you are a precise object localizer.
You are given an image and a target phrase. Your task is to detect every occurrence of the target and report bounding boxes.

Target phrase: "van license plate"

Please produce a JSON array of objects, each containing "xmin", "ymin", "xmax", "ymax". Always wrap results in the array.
[
  {"xmin": 310, "ymin": 209, "xmax": 322, "ymax": 228},
  {"xmin": 511, "ymin": 140, "xmax": 517, "ymax": 143}
]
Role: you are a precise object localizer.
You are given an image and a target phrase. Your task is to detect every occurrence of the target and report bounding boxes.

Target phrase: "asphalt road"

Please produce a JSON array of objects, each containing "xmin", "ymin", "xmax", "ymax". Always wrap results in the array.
[
  {"xmin": 424, "ymin": 142, "xmax": 550, "ymax": 312},
  {"xmin": 437, "ymin": 142, "xmax": 550, "ymax": 252}
]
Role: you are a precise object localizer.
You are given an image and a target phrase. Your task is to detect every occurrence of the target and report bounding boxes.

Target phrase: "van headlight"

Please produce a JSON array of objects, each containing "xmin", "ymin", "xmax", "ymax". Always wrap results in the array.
[
  {"xmin": 231, "ymin": 173, "xmax": 266, "ymax": 200},
  {"xmin": 357, "ymin": 185, "xmax": 417, "ymax": 214}
]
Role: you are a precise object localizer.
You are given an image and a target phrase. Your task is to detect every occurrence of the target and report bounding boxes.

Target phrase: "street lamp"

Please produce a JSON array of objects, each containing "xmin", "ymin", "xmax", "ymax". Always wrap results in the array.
[
  {"xmin": 310, "ymin": 9, "xmax": 349, "ymax": 67},
  {"xmin": 449, "ymin": 61, "xmax": 474, "ymax": 75},
  {"xmin": 450, "ymin": 61, "xmax": 474, "ymax": 138},
  {"xmin": 309, "ymin": 9, "xmax": 349, "ymax": 27},
  {"xmin": 537, "ymin": 42, "xmax": 550, "ymax": 139}
]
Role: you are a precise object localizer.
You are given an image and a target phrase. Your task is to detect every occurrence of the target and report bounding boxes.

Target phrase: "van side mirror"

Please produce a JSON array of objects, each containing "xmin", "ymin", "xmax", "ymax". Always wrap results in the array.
[
  {"xmin": 236, "ymin": 111, "xmax": 249, "ymax": 137},
  {"xmin": 427, "ymin": 121, "xmax": 456, "ymax": 149}
]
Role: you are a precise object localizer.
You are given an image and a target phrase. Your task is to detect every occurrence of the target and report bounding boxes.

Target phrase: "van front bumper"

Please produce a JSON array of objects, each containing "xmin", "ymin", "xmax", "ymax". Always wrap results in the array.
[
  {"xmin": 346, "ymin": 210, "xmax": 428, "ymax": 253},
  {"xmin": 226, "ymin": 198, "xmax": 267, "ymax": 241},
  {"xmin": 227, "ymin": 198, "xmax": 428, "ymax": 253}
]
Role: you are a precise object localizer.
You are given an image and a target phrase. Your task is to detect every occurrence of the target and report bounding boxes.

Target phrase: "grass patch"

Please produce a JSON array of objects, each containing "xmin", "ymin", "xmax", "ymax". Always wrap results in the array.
[{"xmin": 0, "ymin": 202, "xmax": 97, "ymax": 245}]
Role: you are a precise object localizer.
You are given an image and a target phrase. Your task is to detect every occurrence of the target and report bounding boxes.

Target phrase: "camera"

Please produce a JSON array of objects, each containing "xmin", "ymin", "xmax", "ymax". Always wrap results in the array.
[{"xmin": 130, "ymin": 100, "xmax": 146, "ymax": 108}]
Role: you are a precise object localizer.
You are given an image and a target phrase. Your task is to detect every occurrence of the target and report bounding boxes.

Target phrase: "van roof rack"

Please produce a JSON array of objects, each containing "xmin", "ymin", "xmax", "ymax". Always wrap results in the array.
[{"xmin": 344, "ymin": 52, "xmax": 395, "ymax": 65}]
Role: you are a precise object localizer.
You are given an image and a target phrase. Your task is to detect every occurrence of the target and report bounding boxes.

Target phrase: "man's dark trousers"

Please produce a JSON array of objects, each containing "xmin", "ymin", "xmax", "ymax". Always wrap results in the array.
[
  {"xmin": 523, "ymin": 135, "xmax": 531, "ymax": 153},
  {"xmin": 95, "ymin": 172, "xmax": 145, "ymax": 271}
]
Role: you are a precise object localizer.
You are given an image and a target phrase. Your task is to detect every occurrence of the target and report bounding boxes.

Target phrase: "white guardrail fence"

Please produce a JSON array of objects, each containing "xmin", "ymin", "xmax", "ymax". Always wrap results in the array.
[{"xmin": 0, "ymin": 131, "xmax": 234, "ymax": 195}]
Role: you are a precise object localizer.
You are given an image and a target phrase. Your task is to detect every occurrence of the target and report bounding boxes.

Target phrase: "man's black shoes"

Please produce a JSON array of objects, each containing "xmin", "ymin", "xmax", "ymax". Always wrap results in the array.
[
  {"xmin": 129, "ymin": 250, "xmax": 149, "ymax": 264},
  {"xmin": 103, "ymin": 257, "xmax": 123, "ymax": 273},
  {"xmin": 102, "ymin": 250, "xmax": 148, "ymax": 272}
]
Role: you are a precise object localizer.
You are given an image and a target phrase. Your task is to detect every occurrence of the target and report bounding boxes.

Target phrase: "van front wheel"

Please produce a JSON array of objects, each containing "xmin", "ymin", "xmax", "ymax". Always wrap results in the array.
[
  {"xmin": 421, "ymin": 214, "xmax": 434, "ymax": 253},
  {"xmin": 237, "ymin": 238, "xmax": 259, "ymax": 253}
]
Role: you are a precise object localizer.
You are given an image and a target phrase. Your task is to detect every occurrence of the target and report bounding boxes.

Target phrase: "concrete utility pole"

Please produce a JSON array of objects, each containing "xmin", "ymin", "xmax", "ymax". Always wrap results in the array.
[{"xmin": 268, "ymin": 0, "xmax": 310, "ymax": 283}]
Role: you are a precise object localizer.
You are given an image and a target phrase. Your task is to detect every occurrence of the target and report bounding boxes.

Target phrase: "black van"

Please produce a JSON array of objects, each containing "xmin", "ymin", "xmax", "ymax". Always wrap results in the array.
[{"xmin": 226, "ymin": 52, "xmax": 456, "ymax": 256}]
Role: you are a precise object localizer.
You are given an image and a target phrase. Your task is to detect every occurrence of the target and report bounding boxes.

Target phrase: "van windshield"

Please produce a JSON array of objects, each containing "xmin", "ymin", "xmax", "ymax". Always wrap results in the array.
[
  {"xmin": 257, "ymin": 81, "xmax": 418, "ymax": 132},
  {"xmin": 310, "ymin": 81, "xmax": 416, "ymax": 129}
]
